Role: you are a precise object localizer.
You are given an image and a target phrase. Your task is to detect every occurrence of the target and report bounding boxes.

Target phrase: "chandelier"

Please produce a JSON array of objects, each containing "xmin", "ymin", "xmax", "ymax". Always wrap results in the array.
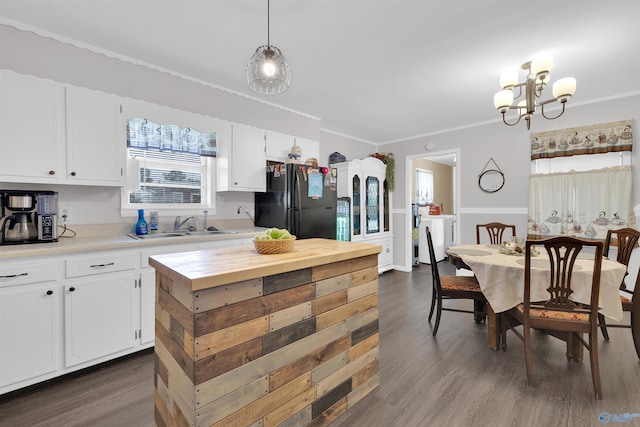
[
  {"xmin": 246, "ymin": 0, "xmax": 291, "ymax": 94},
  {"xmin": 493, "ymin": 54, "xmax": 576, "ymax": 130}
]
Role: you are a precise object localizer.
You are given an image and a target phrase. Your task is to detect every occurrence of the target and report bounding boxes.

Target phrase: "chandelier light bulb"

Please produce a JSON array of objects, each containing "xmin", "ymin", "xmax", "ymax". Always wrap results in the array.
[
  {"xmin": 262, "ymin": 59, "xmax": 276, "ymax": 77},
  {"xmin": 494, "ymin": 90, "xmax": 513, "ymax": 113},
  {"xmin": 531, "ymin": 53, "xmax": 553, "ymax": 77},
  {"xmin": 553, "ymin": 77, "xmax": 577, "ymax": 102}
]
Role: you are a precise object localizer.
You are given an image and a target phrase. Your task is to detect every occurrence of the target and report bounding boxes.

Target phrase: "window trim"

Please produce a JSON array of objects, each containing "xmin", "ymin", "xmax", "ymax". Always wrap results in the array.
[
  {"xmin": 120, "ymin": 152, "xmax": 216, "ymax": 218},
  {"xmin": 415, "ymin": 168, "xmax": 434, "ymax": 207}
]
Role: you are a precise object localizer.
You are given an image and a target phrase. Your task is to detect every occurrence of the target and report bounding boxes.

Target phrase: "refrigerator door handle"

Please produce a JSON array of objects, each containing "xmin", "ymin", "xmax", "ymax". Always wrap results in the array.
[{"xmin": 294, "ymin": 171, "xmax": 302, "ymax": 235}]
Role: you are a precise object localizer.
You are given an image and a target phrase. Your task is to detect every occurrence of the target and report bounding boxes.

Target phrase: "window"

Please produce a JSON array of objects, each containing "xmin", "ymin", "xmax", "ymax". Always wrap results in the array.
[
  {"xmin": 415, "ymin": 168, "xmax": 434, "ymax": 206},
  {"xmin": 122, "ymin": 118, "xmax": 215, "ymax": 214}
]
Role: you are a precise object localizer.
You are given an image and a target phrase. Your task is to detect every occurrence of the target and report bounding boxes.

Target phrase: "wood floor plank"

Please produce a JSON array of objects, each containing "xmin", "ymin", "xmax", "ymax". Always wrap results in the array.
[{"xmin": 1, "ymin": 263, "xmax": 639, "ymax": 426}]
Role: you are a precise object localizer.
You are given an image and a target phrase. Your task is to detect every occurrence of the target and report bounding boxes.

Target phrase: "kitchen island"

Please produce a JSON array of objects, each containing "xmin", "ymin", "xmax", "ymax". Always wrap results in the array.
[{"xmin": 149, "ymin": 238, "xmax": 382, "ymax": 426}]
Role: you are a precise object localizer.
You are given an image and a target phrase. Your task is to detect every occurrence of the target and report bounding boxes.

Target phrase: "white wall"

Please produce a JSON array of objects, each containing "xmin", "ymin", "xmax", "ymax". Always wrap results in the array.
[{"xmin": 381, "ymin": 94, "xmax": 640, "ymax": 270}]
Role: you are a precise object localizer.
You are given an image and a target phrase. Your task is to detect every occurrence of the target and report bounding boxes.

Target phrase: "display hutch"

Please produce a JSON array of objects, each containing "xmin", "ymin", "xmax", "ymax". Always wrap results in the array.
[{"xmin": 332, "ymin": 157, "xmax": 393, "ymax": 272}]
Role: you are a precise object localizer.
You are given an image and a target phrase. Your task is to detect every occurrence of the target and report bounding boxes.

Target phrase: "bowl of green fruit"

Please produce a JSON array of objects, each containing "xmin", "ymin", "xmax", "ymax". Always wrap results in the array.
[{"xmin": 253, "ymin": 228, "xmax": 296, "ymax": 254}]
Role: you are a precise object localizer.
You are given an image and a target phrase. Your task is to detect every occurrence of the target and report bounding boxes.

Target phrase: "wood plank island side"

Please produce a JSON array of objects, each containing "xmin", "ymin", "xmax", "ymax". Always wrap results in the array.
[{"xmin": 149, "ymin": 238, "xmax": 382, "ymax": 427}]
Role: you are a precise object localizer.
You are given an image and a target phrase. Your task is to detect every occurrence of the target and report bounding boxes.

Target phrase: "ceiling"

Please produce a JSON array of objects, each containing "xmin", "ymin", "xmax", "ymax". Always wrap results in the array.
[{"xmin": 1, "ymin": 0, "xmax": 639, "ymax": 144}]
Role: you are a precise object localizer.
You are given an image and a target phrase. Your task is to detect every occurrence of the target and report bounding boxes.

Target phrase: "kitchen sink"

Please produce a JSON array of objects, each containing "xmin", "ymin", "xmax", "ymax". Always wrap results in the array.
[
  {"xmin": 127, "ymin": 229, "xmax": 238, "ymax": 240},
  {"xmin": 127, "ymin": 232, "xmax": 188, "ymax": 240},
  {"xmin": 184, "ymin": 230, "xmax": 238, "ymax": 236}
]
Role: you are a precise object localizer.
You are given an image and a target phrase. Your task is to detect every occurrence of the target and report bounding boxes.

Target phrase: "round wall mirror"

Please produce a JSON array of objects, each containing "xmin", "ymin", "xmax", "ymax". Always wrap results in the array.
[{"xmin": 478, "ymin": 169, "xmax": 505, "ymax": 193}]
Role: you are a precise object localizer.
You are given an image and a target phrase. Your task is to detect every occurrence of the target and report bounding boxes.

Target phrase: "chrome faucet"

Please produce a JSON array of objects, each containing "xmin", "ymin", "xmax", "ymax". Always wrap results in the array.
[
  {"xmin": 174, "ymin": 216, "xmax": 198, "ymax": 231},
  {"xmin": 237, "ymin": 206, "xmax": 255, "ymax": 224}
]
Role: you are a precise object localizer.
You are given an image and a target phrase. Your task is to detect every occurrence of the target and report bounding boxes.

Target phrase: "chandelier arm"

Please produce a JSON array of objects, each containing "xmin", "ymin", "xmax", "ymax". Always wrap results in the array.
[
  {"xmin": 510, "ymin": 84, "xmax": 524, "ymax": 100},
  {"xmin": 501, "ymin": 112, "xmax": 522, "ymax": 127},
  {"xmin": 541, "ymin": 102, "xmax": 567, "ymax": 120}
]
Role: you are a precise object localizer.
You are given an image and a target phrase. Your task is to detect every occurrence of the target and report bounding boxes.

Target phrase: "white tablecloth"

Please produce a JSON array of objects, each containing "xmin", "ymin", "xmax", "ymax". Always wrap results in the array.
[{"xmin": 447, "ymin": 244, "xmax": 626, "ymax": 321}]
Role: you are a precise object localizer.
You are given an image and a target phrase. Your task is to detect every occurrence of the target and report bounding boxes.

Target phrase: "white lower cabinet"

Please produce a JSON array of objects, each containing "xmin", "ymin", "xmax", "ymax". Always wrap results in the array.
[
  {"xmin": 369, "ymin": 236, "xmax": 394, "ymax": 273},
  {"xmin": 0, "ymin": 283, "xmax": 60, "ymax": 388},
  {"xmin": 0, "ymin": 236, "xmax": 254, "ymax": 395},
  {"xmin": 64, "ymin": 272, "xmax": 137, "ymax": 367}
]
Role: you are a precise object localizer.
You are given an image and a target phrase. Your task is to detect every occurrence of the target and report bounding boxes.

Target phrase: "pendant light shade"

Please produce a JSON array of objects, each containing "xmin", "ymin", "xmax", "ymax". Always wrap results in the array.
[
  {"xmin": 247, "ymin": 45, "xmax": 291, "ymax": 94},
  {"xmin": 246, "ymin": 0, "xmax": 291, "ymax": 94}
]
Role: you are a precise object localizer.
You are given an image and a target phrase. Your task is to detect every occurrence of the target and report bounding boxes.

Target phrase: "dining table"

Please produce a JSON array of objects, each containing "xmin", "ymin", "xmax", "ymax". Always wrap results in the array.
[{"xmin": 446, "ymin": 243, "xmax": 627, "ymax": 358}]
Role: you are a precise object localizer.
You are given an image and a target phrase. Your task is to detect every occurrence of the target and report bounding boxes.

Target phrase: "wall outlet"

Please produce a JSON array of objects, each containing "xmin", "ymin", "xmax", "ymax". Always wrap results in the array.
[{"xmin": 60, "ymin": 206, "xmax": 71, "ymax": 224}]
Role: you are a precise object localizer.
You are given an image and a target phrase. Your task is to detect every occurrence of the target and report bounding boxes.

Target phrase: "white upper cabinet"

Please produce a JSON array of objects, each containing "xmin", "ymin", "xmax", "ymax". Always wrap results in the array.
[
  {"xmin": 0, "ymin": 71, "xmax": 124, "ymax": 186},
  {"xmin": 294, "ymin": 137, "xmax": 320, "ymax": 164},
  {"xmin": 265, "ymin": 130, "xmax": 293, "ymax": 161},
  {"xmin": 65, "ymin": 87, "xmax": 125, "ymax": 185},
  {"xmin": 265, "ymin": 130, "xmax": 320, "ymax": 164},
  {"xmin": 0, "ymin": 70, "xmax": 65, "ymax": 182},
  {"xmin": 217, "ymin": 123, "xmax": 266, "ymax": 192}
]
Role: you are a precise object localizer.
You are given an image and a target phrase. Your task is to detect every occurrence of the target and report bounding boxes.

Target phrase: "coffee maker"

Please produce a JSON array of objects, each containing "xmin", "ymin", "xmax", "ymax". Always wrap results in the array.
[{"xmin": 0, "ymin": 190, "xmax": 58, "ymax": 245}]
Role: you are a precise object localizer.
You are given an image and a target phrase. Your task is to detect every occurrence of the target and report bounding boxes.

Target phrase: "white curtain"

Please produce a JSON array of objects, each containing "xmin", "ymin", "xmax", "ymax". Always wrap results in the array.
[{"xmin": 529, "ymin": 166, "xmax": 634, "ymax": 239}]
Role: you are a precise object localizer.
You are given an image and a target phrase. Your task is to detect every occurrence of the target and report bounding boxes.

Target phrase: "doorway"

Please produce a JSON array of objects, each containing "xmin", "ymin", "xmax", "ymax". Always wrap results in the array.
[{"xmin": 404, "ymin": 149, "xmax": 460, "ymax": 270}]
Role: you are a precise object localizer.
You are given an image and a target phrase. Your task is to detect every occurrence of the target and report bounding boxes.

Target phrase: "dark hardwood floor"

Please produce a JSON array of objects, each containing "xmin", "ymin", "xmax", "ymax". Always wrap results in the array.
[{"xmin": 1, "ymin": 262, "xmax": 638, "ymax": 427}]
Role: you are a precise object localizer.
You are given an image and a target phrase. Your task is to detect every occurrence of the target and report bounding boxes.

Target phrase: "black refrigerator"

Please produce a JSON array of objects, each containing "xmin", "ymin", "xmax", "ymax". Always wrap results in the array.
[{"xmin": 255, "ymin": 162, "xmax": 337, "ymax": 239}]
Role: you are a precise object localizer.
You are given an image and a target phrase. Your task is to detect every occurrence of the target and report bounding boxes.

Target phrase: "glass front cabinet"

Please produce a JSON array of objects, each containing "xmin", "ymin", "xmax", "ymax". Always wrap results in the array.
[{"xmin": 331, "ymin": 157, "xmax": 393, "ymax": 273}]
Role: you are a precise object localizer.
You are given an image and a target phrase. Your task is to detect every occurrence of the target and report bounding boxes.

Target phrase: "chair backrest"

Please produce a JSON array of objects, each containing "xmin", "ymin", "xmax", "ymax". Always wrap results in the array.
[
  {"xmin": 425, "ymin": 226, "xmax": 442, "ymax": 292},
  {"xmin": 524, "ymin": 236, "xmax": 603, "ymax": 323},
  {"xmin": 476, "ymin": 222, "xmax": 516, "ymax": 244},
  {"xmin": 603, "ymin": 228, "xmax": 640, "ymax": 290}
]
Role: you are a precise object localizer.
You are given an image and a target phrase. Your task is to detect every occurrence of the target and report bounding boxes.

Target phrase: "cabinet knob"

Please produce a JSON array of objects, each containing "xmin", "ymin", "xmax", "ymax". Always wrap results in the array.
[
  {"xmin": 70, "ymin": 171, "xmax": 77, "ymax": 177},
  {"xmin": 386, "ymin": 247, "xmax": 390, "ymax": 252},
  {"xmin": 46, "ymin": 290, "xmax": 54, "ymax": 296},
  {"xmin": 48, "ymin": 170, "xmax": 55, "ymax": 175},
  {"xmin": 233, "ymin": 182, "xmax": 238, "ymax": 185},
  {"xmin": 69, "ymin": 287, "xmax": 76, "ymax": 292}
]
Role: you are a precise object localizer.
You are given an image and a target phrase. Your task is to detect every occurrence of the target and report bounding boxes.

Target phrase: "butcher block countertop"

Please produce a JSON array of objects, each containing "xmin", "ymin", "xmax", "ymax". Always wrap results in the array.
[{"xmin": 149, "ymin": 238, "xmax": 382, "ymax": 291}]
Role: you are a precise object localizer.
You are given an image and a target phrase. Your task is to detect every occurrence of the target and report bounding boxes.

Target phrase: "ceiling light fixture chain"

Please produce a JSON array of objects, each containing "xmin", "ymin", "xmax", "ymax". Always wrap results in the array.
[
  {"xmin": 246, "ymin": 0, "xmax": 291, "ymax": 95},
  {"xmin": 493, "ymin": 54, "xmax": 576, "ymax": 130}
]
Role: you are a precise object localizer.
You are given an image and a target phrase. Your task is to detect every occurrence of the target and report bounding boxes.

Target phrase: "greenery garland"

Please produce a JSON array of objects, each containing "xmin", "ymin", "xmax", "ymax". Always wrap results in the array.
[{"xmin": 371, "ymin": 152, "xmax": 395, "ymax": 191}]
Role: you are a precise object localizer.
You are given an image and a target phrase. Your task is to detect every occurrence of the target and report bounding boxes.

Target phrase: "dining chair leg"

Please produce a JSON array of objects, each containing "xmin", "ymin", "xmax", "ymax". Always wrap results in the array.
[
  {"xmin": 598, "ymin": 313, "xmax": 610, "ymax": 341},
  {"xmin": 428, "ymin": 282, "xmax": 437, "ymax": 322},
  {"xmin": 589, "ymin": 330, "xmax": 603, "ymax": 399},
  {"xmin": 631, "ymin": 310, "xmax": 640, "ymax": 360},
  {"xmin": 565, "ymin": 333, "xmax": 574, "ymax": 362},
  {"xmin": 523, "ymin": 324, "xmax": 534, "ymax": 384},
  {"xmin": 432, "ymin": 294, "xmax": 442, "ymax": 337}
]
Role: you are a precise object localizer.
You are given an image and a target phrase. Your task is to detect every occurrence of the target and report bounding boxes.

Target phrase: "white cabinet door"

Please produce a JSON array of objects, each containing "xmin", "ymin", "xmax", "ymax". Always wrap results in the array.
[
  {"xmin": 231, "ymin": 124, "xmax": 265, "ymax": 191},
  {"xmin": 0, "ymin": 284, "xmax": 60, "ymax": 388},
  {"xmin": 295, "ymin": 137, "xmax": 320, "ymax": 164},
  {"xmin": 0, "ymin": 70, "xmax": 64, "ymax": 182},
  {"xmin": 64, "ymin": 273, "xmax": 137, "ymax": 367},
  {"xmin": 140, "ymin": 269, "xmax": 156, "ymax": 345},
  {"xmin": 217, "ymin": 123, "xmax": 265, "ymax": 191},
  {"xmin": 265, "ymin": 130, "xmax": 294, "ymax": 161},
  {"xmin": 65, "ymin": 86, "xmax": 125, "ymax": 185}
]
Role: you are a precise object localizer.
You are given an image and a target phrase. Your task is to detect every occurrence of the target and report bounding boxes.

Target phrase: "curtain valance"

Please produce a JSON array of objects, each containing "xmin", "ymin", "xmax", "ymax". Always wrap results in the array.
[
  {"xmin": 127, "ymin": 118, "xmax": 217, "ymax": 157},
  {"xmin": 530, "ymin": 119, "xmax": 633, "ymax": 161}
]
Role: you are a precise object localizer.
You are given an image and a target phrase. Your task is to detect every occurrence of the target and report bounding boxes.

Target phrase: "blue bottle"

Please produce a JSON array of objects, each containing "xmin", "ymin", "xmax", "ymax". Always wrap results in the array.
[{"xmin": 135, "ymin": 209, "xmax": 149, "ymax": 235}]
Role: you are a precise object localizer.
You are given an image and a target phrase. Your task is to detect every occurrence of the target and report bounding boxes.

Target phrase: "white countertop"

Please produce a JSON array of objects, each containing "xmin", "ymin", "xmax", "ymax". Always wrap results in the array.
[{"xmin": 0, "ymin": 227, "xmax": 267, "ymax": 260}]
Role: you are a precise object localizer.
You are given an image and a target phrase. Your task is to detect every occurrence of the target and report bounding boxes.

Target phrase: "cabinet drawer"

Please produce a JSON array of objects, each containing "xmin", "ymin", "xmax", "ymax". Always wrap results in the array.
[
  {"xmin": 140, "ymin": 244, "xmax": 196, "ymax": 268},
  {"xmin": 66, "ymin": 253, "xmax": 136, "ymax": 278},
  {"xmin": 0, "ymin": 260, "xmax": 58, "ymax": 287}
]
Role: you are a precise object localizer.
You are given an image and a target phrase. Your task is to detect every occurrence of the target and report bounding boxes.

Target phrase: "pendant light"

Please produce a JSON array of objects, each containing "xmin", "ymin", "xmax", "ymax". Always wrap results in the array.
[{"xmin": 246, "ymin": 0, "xmax": 291, "ymax": 94}]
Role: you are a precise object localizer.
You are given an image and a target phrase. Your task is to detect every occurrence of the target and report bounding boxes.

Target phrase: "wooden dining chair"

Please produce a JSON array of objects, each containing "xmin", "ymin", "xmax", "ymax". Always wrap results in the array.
[
  {"xmin": 501, "ymin": 236, "xmax": 605, "ymax": 399},
  {"xmin": 476, "ymin": 222, "xmax": 516, "ymax": 244},
  {"xmin": 425, "ymin": 226, "xmax": 487, "ymax": 336},
  {"xmin": 598, "ymin": 227, "xmax": 640, "ymax": 359}
]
